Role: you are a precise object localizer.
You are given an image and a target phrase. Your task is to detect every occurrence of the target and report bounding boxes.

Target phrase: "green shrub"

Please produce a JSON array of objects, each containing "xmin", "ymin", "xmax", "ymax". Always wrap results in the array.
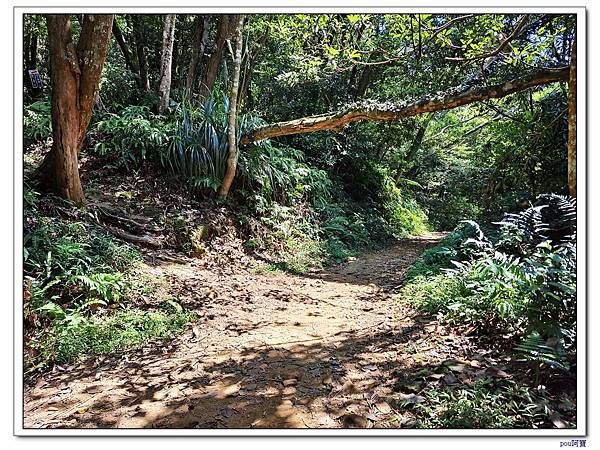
[
  {"xmin": 381, "ymin": 177, "xmax": 429, "ymax": 238},
  {"xmin": 405, "ymin": 220, "xmax": 492, "ymax": 280},
  {"xmin": 160, "ymin": 93, "xmax": 232, "ymax": 190},
  {"xmin": 24, "ymin": 100, "xmax": 52, "ymax": 142},
  {"xmin": 239, "ymin": 140, "xmax": 332, "ymax": 206},
  {"xmin": 94, "ymin": 105, "xmax": 171, "ymax": 168},
  {"xmin": 24, "ymin": 192, "xmax": 141, "ymax": 319},
  {"xmin": 403, "ymin": 194, "xmax": 576, "ymax": 370}
]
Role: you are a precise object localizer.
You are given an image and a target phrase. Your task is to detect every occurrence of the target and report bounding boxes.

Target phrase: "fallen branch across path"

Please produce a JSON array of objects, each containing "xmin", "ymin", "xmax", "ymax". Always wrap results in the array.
[{"xmin": 241, "ymin": 68, "xmax": 569, "ymax": 144}]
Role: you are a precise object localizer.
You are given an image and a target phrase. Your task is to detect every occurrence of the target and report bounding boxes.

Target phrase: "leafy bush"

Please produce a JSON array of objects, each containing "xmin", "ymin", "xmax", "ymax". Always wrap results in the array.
[
  {"xmin": 23, "ymin": 191, "xmax": 197, "ymax": 374},
  {"xmin": 24, "ymin": 100, "xmax": 52, "ymax": 142},
  {"xmin": 94, "ymin": 105, "xmax": 171, "ymax": 168},
  {"xmin": 405, "ymin": 220, "xmax": 492, "ymax": 280},
  {"xmin": 404, "ymin": 194, "xmax": 576, "ymax": 371},
  {"xmin": 24, "ymin": 191, "xmax": 142, "ymax": 325},
  {"xmin": 380, "ymin": 177, "xmax": 429, "ymax": 238},
  {"xmin": 340, "ymin": 159, "xmax": 429, "ymax": 238},
  {"xmin": 238, "ymin": 140, "xmax": 332, "ymax": 206}
]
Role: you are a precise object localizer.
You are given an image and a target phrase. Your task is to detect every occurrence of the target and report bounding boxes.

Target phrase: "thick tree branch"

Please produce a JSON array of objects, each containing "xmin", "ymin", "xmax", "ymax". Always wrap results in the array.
[{"xmin": 242, "ymin": 68, "xmax": 569, "ymax": 144}]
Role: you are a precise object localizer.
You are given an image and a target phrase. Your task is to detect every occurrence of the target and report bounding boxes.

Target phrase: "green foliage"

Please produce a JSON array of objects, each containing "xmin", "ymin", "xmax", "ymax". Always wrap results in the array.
[
  {"xmin": 29, "ymin": 306, "xmax": 194, "ymax": 373},
  {"xmin": 94, "ymin": 105, "xmax": 171, "ymax": 168},
  {"xmin": 404, "ymin": 195, "xmax": 576, "ymax": 373},
  {"xmin": 161, "ymin": 93, "xmax": 232, "ymax": 190},
  {"xmin": 238, "ymin": 140, "xmax": 332, "ymax": 206},
  {"xmin": 516, "ymin": 331, "xmax": 570, "ymax": 372},
  {"xmin": 23, "ymin": 192, "xmax": 197, "ymax": 375},
  {"xmin": 402, "ymin": 379, "xmax": 550, "ymax": 428},
  {"xmin": 24, "ymin": 100, "xmax": 52, "ymax": 142},
  {"xmin": 406, "ymin": 221, "xmax": 492, "ymax": 280},
  {"xmin": 72, "ymin": 272, "xmax": 127, "ymax": 304},
  {"xmin": 380, "ymin": 176, "xmax": 429, "ymax": 238},
  {"xmin": 25, "ymin": 215, "xmax": 139, "ymax": 294},
  {"xmin": 23, "ymin": 191, "xmax": 142, "ymax": 334}
]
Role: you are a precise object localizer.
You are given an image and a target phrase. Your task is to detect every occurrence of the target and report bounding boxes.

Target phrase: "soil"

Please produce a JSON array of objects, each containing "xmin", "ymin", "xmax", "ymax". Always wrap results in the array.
[{"xmin": 22, "ymin": 232, "xmax": 474, "ymax": 429}]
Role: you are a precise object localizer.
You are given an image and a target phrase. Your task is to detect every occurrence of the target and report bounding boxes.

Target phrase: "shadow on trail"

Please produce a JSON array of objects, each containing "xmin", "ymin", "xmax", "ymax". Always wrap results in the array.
[
  {"xmin": 24, "ymin": 232, "xmax": 451, "ymax": 429},
  {"xmin": 29, "ymin": 324, "xmax": 429, "ymax": 429}
]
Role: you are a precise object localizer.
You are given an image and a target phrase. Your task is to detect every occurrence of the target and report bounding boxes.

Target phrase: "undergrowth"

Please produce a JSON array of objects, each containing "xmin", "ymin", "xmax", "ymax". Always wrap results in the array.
[
  {"xmin": 402, "ymin": 194, "xmax": 576, "ymax": 374},
  {"xmin": 23, "ymin": 189, "xmax": 194, "ymax": 374},
  {"xmin": 396, "ymin": 379, "xmax": 555, "ymax": 428},
  {"xmin": 28, "ymin": 306, "xmax": 194, "ymax": 374}
]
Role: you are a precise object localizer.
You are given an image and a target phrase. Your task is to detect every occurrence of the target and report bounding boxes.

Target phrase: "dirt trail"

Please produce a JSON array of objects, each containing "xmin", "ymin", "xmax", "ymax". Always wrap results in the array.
[{"xmin": 24, "ymin": 232, "xmax": 468, "ymax": 429}]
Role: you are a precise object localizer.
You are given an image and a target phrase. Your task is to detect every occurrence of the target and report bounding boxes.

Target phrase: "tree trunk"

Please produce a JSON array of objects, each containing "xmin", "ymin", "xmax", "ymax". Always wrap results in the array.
[
  {"xmin": 396, "ymin": 116, "xmax": 432, "ymax": 183},
  {"xmin": 239, "ymin": 56, "xmax": 254, "ymax": 109},
  {"xmin": 222, "ymin": 58, "xmax": 229, "ymax": 91},
  {"xmin": 199, "ymin": 15, "xmax": 242, "ymax": 100},
  {"xmin": 567, "ymin": 39, "xmax": 577, "ymax": 198},
  {"xmin": 239, "ymin": 30, "xmax": 267, "ymax": 110},
  {"xmin": 132, "ymin": 15, "xmax": 150, "ymax": 91},
  {"xmin": 35, "ymin": 14, "xmax": 113, "ymax": 205},
  {"xmin": 76, "ymin": 15, "xmax": 114, "ymax": 145},
  {"xmin": 112, "ymin": 18, "xmax": 141, "ymax": 86},
  {"xmin": 242, "ymin": 68, "xmax": 569, "ymax": 145},
  {"xmin": 185, "ymin": 15, "xmax": 210, "ymax": 96},
  {"xmin": 158, "ymin": 14, "xmax": 177, "ymax": 114},
  {"xmin": 355, "ymin": 64, "xmax": 374, "ymax": 99},
  {"xmin": 27, "ymin": 32, "xmax": 38, "ymax": 69},
  {"xmin": 217, "ymin": 15, "xmax": 244, "ymax": 200},
  {"xmin": 172, "ymin": 37, "xmax": 179, "ymax": 89}
]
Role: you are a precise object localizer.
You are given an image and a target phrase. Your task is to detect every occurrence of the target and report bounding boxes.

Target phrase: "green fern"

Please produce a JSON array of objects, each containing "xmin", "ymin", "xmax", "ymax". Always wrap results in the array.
[{"xmin": 515, "ymin": 331, "xmax": 570, "ymax": 372}]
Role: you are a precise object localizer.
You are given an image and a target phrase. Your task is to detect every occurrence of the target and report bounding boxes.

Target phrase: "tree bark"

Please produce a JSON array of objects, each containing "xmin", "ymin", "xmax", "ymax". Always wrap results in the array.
[
  {"xmin": 185, "ymin": 15, "xmax": 210, "ymax": 96},
  {"xmin": 26, "ymin": 31, "xmax": 38, "ymax": 69},
  {"xmin": 172, "ymin": 37, "xmax": 179, "ymax": 89},
  {"xmin": 567, "ymin": 39, "xmax": 577, "ymax": 198},
  {"xmin": 218, "ymin": 15, "xmax": 244, "ymax": 200},
  {"xmin": 396, "ymin": 116, "xmax": 432, "ymax": 183},
  {"xmin": 242, "ymin": 68, "xmax": 569, "ymax": 145},
  {"xmin": 112, "ymin": 18, "xmax": 141, "ymax": 86},
  {"xmin": 76, "ymin": 15, "xmax": 114, "ymax": 145},
  {"xmin": 132, "ymin": 15, "xmax": 150, "ymax": 91},
  {"xmin": 158, "ymin": 14, "xmax": 177, "ymax": 114},
  {"xmin": 35, "ymin": 14, "xmax": 114, "ymax": 205},
  {"xmin": 239, "ymin": 30, "xmax": 268, "ymax": 110},
  {"xmin": 355, "ymin": 64, "xmax": 374, "ymax": 99},
  {"xmin": 199, "ymin": 15, "xmax": 242, "ymax": 100}
]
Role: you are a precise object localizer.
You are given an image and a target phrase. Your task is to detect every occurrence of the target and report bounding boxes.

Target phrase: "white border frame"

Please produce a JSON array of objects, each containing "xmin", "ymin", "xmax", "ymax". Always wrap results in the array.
[{"xmin": 13, "ymin": 4, "xmax": 587, "ymax": 437}]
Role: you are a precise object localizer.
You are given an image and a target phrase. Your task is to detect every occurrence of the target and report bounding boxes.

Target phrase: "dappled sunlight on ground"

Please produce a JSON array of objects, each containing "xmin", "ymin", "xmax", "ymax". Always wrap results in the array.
[{"xmin": 24, "ymin": 233, "xmax": 519, "ymax": 429}]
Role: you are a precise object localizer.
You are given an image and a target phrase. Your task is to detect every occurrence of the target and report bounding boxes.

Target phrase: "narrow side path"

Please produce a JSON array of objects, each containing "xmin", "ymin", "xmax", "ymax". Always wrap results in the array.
[{"xmin": 25, "ymin": 232, "xmax": 466, "ymax": 429}]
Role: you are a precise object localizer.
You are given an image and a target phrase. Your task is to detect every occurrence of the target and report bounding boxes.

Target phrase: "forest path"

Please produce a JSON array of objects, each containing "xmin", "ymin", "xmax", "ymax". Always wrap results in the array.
[{"xmin": 24, "ymin": 232, "xmax": 473, "ymax": 429}]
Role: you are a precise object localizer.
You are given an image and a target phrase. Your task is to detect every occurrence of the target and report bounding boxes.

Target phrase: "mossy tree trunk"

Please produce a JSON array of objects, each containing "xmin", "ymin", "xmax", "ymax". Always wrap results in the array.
[{"xmin": 241, "ymin": 68, "xmax": 569, "ymax": 145}]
